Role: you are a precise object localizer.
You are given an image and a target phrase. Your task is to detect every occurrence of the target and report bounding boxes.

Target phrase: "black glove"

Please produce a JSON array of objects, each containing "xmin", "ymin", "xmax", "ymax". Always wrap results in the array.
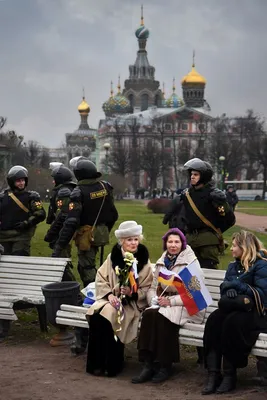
[
  {"xmin": 226, "ymin": 289, "xmax": 238, "ymax": 298},
  {"xmin": 14, "ymin": 221, "xmax": 29, "ymax": 231},
  {"xmin": 52, "ymin": 245, "xmax": 62, "ymax": 257}
]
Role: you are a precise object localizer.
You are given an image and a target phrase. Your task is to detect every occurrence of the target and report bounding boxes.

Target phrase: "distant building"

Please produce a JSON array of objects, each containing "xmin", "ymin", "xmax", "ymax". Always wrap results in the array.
[
  {"xmin": 65, "ymin": 93, "xmax": 98, "ymax": 167},
  {"xmin": 98, "ymin": 7, "xmax": 212, "ymax": 189}
]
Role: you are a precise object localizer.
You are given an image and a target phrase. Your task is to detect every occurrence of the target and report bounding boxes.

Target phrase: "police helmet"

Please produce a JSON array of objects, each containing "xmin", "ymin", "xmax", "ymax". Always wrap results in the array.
[
  {"xmin": 73, "ymin": 159, "xmax": 102, "ymax": 181},
  {"xmin": 69, "ymin": 156, "xmax": 87, "ymax": 169},
  {"xmin": 7, "ymin": 165, "xmax": 28, "ymax": 189},
  {"xmin": 183, "ymin": 158, "xmax": 213, "ymax": 185},
  {"xmin": 51, "ymin": 165, "xmax": 74, "ymax": 186}
]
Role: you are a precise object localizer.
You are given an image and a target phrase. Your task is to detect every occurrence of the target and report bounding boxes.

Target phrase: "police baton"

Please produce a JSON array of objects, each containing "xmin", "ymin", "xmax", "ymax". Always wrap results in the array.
[{"xmin": 100, "ymin": 245, "xmax": 104, "ymax": 267}]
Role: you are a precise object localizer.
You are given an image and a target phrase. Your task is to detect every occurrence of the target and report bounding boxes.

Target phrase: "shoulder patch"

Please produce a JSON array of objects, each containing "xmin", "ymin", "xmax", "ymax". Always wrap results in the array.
[
  {"xmin": 90, "ymin": 188, "xmax": 107, "ymax": 199},
  {"xmin": 29, "ymin": 190, "xmax": 41, "ymax": 200},
  {"xmin": 58, "ymin": 187, "xmax": 71, "ymax": 198},
  {"xmin": 70, "ymin": 187, "xmax": 82, "ymax": 201}
]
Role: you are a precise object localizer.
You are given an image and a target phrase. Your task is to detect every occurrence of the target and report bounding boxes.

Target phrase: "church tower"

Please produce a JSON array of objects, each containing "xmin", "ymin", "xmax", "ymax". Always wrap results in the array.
[
  {"xmin": 181, "ymin": 51, "xmax": 207, "ymax": 108},
  {"xmin": 123, "ymin": 6, "xmax": 162, "ymax": 112}
]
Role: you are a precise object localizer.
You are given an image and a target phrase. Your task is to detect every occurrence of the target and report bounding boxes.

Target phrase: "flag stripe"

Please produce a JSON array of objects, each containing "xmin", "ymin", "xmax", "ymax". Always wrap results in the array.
[{"xmin": 179, "ymin": 267, "xmax": 209, "ymax": 311}]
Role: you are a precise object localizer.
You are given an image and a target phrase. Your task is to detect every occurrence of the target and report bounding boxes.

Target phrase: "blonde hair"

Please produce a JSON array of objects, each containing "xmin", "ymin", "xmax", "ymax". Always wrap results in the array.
[
  {"xmin": 232, "ymin": 230, "xmax": 267, "ymax": 271},
  {"xmin": 118, "ymin": 234, "xmax": 144, "ymax": 246}
]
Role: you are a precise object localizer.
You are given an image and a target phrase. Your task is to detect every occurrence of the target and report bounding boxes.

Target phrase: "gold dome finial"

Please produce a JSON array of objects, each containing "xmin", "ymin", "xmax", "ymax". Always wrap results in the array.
[
  {"xmin": 192, "ymin": 49, "xmax": 195, "ymax": 68},
  {"xmin": 78, "ymin": 88, "xmax": 90, "ymax": 114},
  {"xmin": 141, "ymin": 4, "xmax": 144, "ymax": 26},
  {"xmin": 117, "ymin": 75, "xmax": 121, "ymax": 93},
  {"xmin": 110, "ymin": 81, "xmax": 114, "ymax": 97}
]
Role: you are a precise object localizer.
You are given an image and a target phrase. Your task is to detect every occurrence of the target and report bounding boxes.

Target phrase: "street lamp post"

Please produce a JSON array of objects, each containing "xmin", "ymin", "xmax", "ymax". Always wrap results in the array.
[
  {"xmin": 219, "ymin": 156, "xmax": 225, "ymax": 190},
  {"xmin": 103, "ymin": 142, "xmax": 110, "ymax": 180}
]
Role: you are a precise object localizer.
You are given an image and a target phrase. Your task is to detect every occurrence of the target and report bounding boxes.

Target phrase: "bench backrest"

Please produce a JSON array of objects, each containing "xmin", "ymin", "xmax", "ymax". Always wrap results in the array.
[{"xmin": 0, "ymin": 255, "xmax": 70, "ymax": 304}]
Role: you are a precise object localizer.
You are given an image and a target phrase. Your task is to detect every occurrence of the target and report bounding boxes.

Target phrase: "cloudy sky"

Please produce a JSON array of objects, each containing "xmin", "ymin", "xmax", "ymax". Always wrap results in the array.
[{"xmin": 0, "ymin": 0, "xmax": 266, "ymax": 147}]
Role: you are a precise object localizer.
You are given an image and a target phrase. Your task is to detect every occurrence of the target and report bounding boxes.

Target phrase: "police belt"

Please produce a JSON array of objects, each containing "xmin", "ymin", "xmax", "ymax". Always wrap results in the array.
[{"xmin": 187, "ymin": 227, "xmax": 215, "ymax": 235}]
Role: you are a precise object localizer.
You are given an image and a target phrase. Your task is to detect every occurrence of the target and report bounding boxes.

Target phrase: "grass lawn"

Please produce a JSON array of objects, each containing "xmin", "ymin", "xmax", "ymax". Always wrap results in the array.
[
  {"xmin": 31, "ymin": 200, "xmax": 267, "ymax": 281},
  {"xmin": 237, "ymin": 200, "xmax": 267, "ymax": 216}
]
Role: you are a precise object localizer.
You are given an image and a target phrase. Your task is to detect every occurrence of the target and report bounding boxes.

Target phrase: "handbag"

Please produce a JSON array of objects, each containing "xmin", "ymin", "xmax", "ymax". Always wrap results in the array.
[{"xmin": 218, "ymin": 294, "xmax": 254, "ymax": 313}]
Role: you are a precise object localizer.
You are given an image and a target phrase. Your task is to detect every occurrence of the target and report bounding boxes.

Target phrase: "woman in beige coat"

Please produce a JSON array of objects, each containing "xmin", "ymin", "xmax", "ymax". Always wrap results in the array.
[
  {"xmin": 86, "ymin": 221, "xmax": 153, "ymax": 377},
  {"xmin": 132, "ymin": 228, "xmax": 206, "ymax": 384}
]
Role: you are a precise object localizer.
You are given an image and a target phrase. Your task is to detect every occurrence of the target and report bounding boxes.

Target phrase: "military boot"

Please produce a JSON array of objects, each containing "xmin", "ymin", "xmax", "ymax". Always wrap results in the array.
[
  {"xmin": 202, "ymin": 352, "xmax": 222, "ymax": 395},
  {"xmin": 216, "ymin": 357, "xmax": 236, "ymax": 394},
  {"xmin": 70, "ymin": 327, "xmax": 88, "ymax": 355},
  {"xmin": 131, "ymin": 362, "xmax": 154, "ymax": 384}
]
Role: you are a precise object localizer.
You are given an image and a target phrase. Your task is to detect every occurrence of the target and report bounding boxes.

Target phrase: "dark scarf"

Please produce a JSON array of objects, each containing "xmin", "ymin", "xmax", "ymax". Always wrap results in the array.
[
  {"xmin": 110, "ymin": 243, "xmax": 149, "ymax": 273},
  {"xmin": 164, "ymin": 252, "xmax": 178, "ymax": 270}
]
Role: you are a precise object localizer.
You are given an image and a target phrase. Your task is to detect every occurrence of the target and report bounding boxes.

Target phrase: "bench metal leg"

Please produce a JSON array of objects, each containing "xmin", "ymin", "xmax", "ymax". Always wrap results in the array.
[
  {"xmin": 256, "ymin": 357, "xmax": 267, "ymax": 386},
  {"xmin": 36, "ymin": 305, "xmax": 48, "ymax": 332},
  {"xmin": 0, "ymin": 319, "xmax": 11, "ymax": 340}
]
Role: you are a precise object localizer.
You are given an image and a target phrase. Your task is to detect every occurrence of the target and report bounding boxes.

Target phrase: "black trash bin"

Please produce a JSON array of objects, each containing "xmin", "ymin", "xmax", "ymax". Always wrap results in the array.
[{"xmin": 42, "ymin": 281, "xmax": 80, "ymax": 346}]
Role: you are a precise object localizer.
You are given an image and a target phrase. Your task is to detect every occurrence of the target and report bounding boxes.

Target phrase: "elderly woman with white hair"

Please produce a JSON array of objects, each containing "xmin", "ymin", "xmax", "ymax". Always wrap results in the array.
[{"xmin": 86, "ymin": 221, "xmax": 153, "ymax": 377}]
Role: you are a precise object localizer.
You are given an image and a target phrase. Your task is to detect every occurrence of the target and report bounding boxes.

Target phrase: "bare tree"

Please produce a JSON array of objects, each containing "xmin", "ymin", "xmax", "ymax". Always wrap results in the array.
[{"xmin": 139, "ymin": 140, "xmax": 161, "ymax": 189}]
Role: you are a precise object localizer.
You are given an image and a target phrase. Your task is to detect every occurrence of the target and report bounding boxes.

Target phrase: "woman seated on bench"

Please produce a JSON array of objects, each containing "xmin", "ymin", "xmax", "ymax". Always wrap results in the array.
[
  {"xmin": 202, "ymin": 230, "xmax": 267, "ymax": 395},
  {"xmin": 86, "ymin": 220, "xmax": 153, "ymax": 377},
  {"xmin": 132, "ymin": 228, "xmax": 205, "ymax": 384}
]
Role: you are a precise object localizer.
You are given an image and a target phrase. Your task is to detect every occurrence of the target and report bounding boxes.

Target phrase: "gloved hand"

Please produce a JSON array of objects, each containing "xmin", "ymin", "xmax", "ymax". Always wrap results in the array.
[
  {"xmin": 52, "ymin": 245, "xmax": 62, "ymax": 257},
  {"xmin": 14, "ymin": 221, "xmax": 29, "ymax": 231},
  {"xmin": 226, "ymin": 289, "xmax": 238, "ymax": 298}
]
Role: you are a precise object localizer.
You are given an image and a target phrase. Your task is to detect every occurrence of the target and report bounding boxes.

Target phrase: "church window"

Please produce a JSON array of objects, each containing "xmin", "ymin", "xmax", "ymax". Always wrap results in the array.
[
  {"xmin": 141, "ymin": 93, "xmax": 149, "ymax": 111},
  {"xmin": 182, "ymin": 123, "xmax": 188, "ymax": 131},
  {"xmin": 164, "ymin": 139, "xmax": 171, "ymax": 148},
  {"xmin": 128, "ymin": 94, "xmax": 134, "ymax": 111},
  {"xmin": 154, "ymin": 94, "xmax": 160, "ymax": 107}
]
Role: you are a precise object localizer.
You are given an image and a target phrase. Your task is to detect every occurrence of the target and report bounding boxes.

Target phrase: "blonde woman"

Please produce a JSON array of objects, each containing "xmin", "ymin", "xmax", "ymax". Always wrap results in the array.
[
  {"xmin": 86, "ymin": 221, "xmax": 153, "ymax": 377},
  {"xmin": 202, "ymin": 230, "xmax": 267, "ymax": 395}
]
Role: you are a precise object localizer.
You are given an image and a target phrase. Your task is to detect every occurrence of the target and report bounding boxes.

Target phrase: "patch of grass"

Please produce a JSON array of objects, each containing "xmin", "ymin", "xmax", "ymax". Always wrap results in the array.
[{"xmin": 237, "ymin": 200, "xmax": 267, "ymax": 216}]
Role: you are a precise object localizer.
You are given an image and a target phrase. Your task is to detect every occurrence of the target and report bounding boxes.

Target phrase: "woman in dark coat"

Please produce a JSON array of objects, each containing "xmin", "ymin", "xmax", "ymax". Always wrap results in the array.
[
  {"xmin": 86, "ymin": 221, "xmax": 153, "ymax": 377},
  {"xmin": 202, "ymin": 230, "xmax": 267, "ymax": 395}
]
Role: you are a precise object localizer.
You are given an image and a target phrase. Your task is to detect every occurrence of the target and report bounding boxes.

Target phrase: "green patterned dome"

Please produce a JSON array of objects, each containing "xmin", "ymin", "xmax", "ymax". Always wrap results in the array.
[
  {"xmin": 135, "ymin": 25, "xmax": 149, "ymax": 40},
  {"xmin": 102, "ymin": 81, "xmax": 130, "ymax": 115},
  {"xmin": 165, "ymin": 79, "xmax": 184, "ymax": 108}
]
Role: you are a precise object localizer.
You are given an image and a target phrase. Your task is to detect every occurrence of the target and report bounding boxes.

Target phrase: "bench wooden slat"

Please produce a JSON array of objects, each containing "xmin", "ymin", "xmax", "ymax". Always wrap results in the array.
[
  {"xmin": 0, "ymin": 269, "xmax": 65, "ymax": 277},
  {"xmin": 0, "ymin": 286, "xmax": 43, "ymax": 294},
  {"xmin": 0, "ymin": 279, "xmax": 61, "ymax": 286},
  {"xmin": 0, "ymin": 256, "xmax": 70, "ymax": 265},
  {"xmin": 60, "ymin": 304, "xmax": 88, "ymax": 313},
  {"xmin": 0, "ymin": 301, "xmax": 13, "ymax": 308},
  {"xmin": 0, "ymin": 308, "xmax": 16, "ymax": 315},
  {"xmin": 56, "ymin": 317, "xmax": 88, "ymax": 329},
  {"xmin": 0, "ymin": 263, "xmax": 66, "ymax": 271},
  {"xmin": 0, "ymin": 313, "xmax": 17, "ymax": 320},
  {"xmin": 57, "ymin": 310, "xmax": 88, "ymax": 321}
]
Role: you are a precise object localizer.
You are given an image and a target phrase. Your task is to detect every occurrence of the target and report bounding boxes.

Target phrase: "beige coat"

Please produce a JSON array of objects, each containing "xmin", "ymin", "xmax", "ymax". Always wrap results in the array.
[
  {"xmin": 87, "ymin": 253, "xmax": 153, "ymax": 344},
  {"xmin": 147, "ymin": 245, "xmax": 206, "ymax": 326}
]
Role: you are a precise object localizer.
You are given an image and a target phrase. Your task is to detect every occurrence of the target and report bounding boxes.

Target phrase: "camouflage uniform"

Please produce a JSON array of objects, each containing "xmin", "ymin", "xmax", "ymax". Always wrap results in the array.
[
  {"xmin": 44, "ymin": 164, "xmax": 76, "ymax": 281},
  {"xmin": 0, "ymin": 166, "xmax": 46, "ymax": 256}
]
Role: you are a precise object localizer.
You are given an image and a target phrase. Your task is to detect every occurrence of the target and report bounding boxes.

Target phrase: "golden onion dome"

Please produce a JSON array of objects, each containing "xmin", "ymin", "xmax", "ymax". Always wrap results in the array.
[
  {"xmin": 78, "ymin": 97, "xmax": 90, "ymax": 113},
  {"xmin": 181, "ymin": 65, "xmax": 206, "ymax": 85}
]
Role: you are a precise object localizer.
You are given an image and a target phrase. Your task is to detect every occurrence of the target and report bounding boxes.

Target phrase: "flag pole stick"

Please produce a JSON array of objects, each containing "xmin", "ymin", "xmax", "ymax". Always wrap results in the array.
[{"xmin": 159, "ymin": 285, "xmax": 170, "ymax": 297}]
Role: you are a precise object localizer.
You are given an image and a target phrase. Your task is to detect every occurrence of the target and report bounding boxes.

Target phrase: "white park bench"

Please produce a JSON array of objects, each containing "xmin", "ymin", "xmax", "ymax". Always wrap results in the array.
[
  {"xmin": 0, "ymin": 255, "xmax": 70, "ymax": 333},
  {"xmin": 56, "ymin": 267, "xmax": 267, "ymax": 374}
]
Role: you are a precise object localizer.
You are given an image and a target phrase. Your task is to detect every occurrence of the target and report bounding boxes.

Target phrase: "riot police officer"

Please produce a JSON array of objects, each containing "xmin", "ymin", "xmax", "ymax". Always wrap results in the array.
[
  {"xmin": 52, "ymin": 158, "xmax": 118, "ymax": 287},
  {"xmin": 44, "ymin": 163, "xmax": 77, "ymax": 281},
  {"xmin": 0, "ymin": 165, "xmax": 46, "ymax": 255},
  {"xmin": 163, "ymin": 158, "xmax": 235, "ymax": 270}
]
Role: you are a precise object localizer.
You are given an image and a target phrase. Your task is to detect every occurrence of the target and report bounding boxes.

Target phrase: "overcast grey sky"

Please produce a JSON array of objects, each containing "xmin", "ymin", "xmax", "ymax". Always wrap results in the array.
[{"xmin": 0, "ymin": 0, "xmax": 266, "ymax": 147}]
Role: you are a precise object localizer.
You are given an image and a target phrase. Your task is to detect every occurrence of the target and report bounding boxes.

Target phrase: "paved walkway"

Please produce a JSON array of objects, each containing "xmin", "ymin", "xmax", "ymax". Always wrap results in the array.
[{"xmin": 235, "ymin": 211, "xmax": 267, "ymax": 233}]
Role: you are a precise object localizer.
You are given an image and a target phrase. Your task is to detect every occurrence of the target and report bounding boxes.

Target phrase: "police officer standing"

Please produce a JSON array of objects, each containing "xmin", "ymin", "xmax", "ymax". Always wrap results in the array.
[
  {"xmin": 44, "ymin": 163, "xmax": 77, "ymax": 281},
  {"xmin": 52, "ymin": 158, "xmax": 118, "ymax": 288},
  {"xmin": 0, "ymin": 165, "xmax": 46, "ymax": 255},
  {"xmin": 226, "ymin": 184, "xmax": 239, "ymax": 212},
  {"xmin": 163, "ymin": 158, "xmax": 235, "ymax": 270}
]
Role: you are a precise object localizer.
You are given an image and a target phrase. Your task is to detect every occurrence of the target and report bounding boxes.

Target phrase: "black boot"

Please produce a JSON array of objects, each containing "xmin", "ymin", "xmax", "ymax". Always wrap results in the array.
[
  {"xmin": 70, "ymin": 327, "xmax": 88, "ymax": 355},
  {"xmin": 253, "ymin": 357, "xmax": 267, "ymax": 386},
  {"xmin": 131, "ymin": 362, "xmax": 154, "ymax": 384},
  {"xmin": 151, "ymin": 366, "xmax": 171, "ymax": 383},
  {"xmin": 216, "ymin": 357, "xmax": 236, "ymax": 394},
  {"xmin": 202, "ymin": 352, "xmax": 222, "ymax": 395}
]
